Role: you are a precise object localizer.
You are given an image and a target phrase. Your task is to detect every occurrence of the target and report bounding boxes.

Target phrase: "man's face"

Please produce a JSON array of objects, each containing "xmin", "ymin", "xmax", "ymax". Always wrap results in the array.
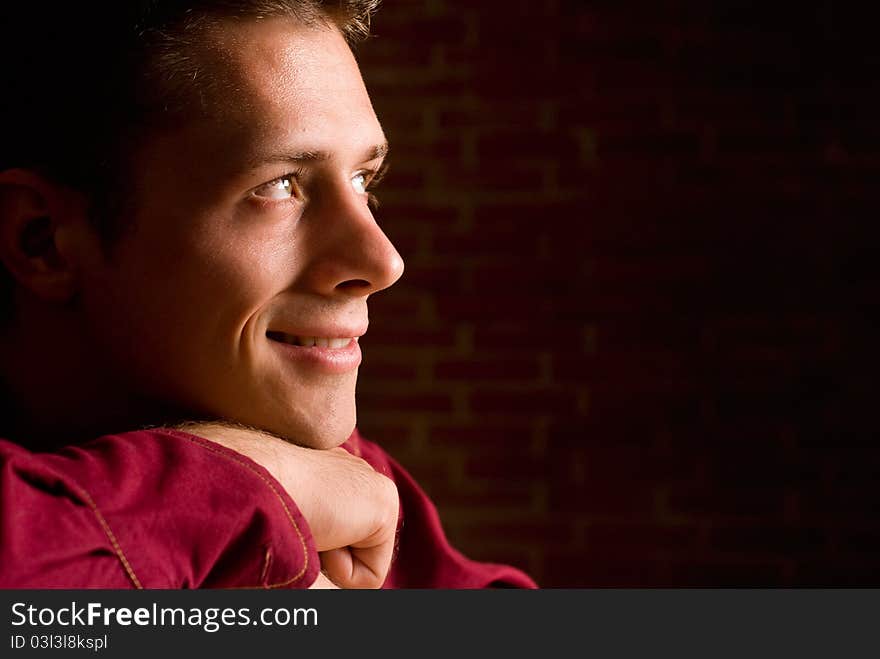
[{"xmin": 79, "ymin": 18, "xmax": 403, "ymax": 448}]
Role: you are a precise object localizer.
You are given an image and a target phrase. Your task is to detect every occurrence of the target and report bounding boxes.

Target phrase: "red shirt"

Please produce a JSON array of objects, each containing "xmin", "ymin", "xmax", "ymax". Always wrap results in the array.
[{"xmin": 0, "ymin": 428, "xmax": 536, "ymax": 589}]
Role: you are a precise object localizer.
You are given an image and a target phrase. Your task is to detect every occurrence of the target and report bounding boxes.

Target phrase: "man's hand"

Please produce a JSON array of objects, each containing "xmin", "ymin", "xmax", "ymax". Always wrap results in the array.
[
  {"xmin": 176, "ymin": 422, "xmax": 398, "ymax": 589},
  {"xmin": 308, "ymin": 572, "xmax": 340, "ymax": 589}
]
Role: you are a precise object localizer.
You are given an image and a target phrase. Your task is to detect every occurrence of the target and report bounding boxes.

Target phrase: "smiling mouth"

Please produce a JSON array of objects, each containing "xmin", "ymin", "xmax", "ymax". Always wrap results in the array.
[{"xmin": 266, "ymin": 331, "xmax": 355, "ymax": 349}]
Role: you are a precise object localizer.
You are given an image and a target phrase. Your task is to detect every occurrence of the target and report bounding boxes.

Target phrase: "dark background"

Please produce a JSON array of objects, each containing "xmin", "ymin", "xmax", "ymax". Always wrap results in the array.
[{"xmin": 355, "ymin": 1, "xmax": 878, "ymax": 586}]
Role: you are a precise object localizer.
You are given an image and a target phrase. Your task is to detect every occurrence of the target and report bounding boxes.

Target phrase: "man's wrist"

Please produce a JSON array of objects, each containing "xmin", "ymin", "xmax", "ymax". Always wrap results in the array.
[{"xmin": 169, "ymin": 420, "xmax": 295, "ymax": 484}]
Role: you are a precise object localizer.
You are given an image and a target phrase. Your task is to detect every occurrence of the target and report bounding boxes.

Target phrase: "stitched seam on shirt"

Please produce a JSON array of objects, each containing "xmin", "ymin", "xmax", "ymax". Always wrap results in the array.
[
  {"xmin": 158, "ymin": 430, "xmax": 311, "ymax": 588},
  {"xmin": 67, "ymin": 483, "xmax": 143, "ymax": 589},
  {"xmin": 261, "ymin": 547, "xmax": 272, "ymax": 585}
]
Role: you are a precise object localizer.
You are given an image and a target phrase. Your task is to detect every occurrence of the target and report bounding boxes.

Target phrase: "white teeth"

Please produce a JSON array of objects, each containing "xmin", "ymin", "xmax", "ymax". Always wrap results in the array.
[{"xmin": 268, "ymin": 332, "xmax": 351, "ymax": 348}]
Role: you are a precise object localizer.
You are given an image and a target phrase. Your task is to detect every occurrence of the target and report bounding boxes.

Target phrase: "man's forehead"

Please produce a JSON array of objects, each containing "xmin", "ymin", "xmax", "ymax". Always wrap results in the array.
[
  {"xmin": 190, "ymin": 18, "xmax": 378, "ymax": 133},
  {"xmin": 131, "ymin": 17, "xmax": 385, "ymax": 184},
  {"xmin": 155, "ymin": 15, "xmax": 384, "ymax": 170},
  {"xmin": 201, "ymin": 16, "xmax": 363, "ymax": 105}
]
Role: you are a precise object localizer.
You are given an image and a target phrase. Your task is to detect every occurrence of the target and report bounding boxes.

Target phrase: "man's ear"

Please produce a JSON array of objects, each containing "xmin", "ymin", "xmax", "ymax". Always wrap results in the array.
[{"xmin": 0, "ymin": 169, "xmax": 93, "ymax": 303}]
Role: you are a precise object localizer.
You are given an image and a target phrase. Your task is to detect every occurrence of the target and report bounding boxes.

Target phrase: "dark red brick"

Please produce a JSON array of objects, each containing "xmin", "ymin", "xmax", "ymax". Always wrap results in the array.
[
  {"xmin": 356, "ymin": 391, "xmax": 454, "ymax": 414},
  {"xmin": 469, "ymin": 389, "xmax": 581, "ymax": 416},
  {"xmin": 428, "ymin": 423, "xmax": 535, "ymax": 450},
  {"xmin": 435, "ymin": 357, "xmax": 541, "ymax": 381}
]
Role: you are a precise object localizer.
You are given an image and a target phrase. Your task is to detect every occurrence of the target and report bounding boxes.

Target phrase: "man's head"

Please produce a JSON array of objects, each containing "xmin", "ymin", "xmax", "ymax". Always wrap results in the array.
[{"xmin": 0, "ymin": 2, "xmax": 403, "ymax": 448}]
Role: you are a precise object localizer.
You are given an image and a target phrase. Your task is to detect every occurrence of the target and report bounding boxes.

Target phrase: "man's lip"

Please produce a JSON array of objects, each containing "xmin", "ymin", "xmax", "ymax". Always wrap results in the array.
[{"xmin": 267, "ymin": 333, "xmax": 362, "ymax": 373}]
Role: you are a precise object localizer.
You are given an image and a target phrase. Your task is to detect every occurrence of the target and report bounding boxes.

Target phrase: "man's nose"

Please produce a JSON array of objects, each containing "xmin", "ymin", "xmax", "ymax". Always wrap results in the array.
[{"xmin": 299, "ymin": 189, "xmax": 404, "ymax": 298}]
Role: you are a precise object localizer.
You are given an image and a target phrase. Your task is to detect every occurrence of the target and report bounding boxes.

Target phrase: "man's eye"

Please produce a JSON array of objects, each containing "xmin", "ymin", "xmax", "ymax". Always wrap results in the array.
[
  {"xmin": 351, "ymin": 172, "xmax": 368, "ymax": 194},
  {"xmin": 252, "ymin": 176, "xmax": 299, "ymax": 200}
]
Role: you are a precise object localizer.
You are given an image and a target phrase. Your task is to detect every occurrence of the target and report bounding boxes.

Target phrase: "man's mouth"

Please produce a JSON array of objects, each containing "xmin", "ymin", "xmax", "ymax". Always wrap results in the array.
[{"xmin": 266, "ymin": 331, "xmax": 356, "ymax": 349}]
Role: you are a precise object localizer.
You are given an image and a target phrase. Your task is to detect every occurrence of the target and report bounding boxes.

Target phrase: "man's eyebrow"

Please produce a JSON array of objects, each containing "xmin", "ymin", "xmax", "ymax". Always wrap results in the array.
[
  {"xmin": 368, "ymin": 142, "xmax": 390, "ymax": 161},
  {"xmin": 250, "ymin": 142, "xmax": 389, "ymax": 168}
]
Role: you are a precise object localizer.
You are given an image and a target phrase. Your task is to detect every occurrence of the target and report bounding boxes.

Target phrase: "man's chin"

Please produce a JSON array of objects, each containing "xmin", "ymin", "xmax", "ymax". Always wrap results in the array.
[
  {"xmin": 265, "ymin": 410, "xmax": 356, "ymax": 450},
  {"xmin": 296, "ymin": 432, "xmax": 354, "ymax": 450}
]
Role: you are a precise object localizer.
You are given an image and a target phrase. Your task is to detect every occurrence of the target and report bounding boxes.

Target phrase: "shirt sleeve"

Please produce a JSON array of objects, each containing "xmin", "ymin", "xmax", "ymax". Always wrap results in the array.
[
  {"xmin": 0, "ymin": 429, "xmax": 319, "ymax": 589},
  {"xmin": 343, "ymin": 430, "xmax": 538, "ymax": 589}
]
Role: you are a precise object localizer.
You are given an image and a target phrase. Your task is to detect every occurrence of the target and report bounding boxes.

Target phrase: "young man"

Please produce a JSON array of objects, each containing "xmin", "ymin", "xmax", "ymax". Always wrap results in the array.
[{"xmin": 0, "ymin": 2, "xmax": 535, "ymax": 589}]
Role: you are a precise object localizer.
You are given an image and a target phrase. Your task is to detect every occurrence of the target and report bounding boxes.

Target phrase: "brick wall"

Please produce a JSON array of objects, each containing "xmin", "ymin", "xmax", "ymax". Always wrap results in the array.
[{"xmin": 355, "ymin": 1, "xmax": 879, "ymax": 586}]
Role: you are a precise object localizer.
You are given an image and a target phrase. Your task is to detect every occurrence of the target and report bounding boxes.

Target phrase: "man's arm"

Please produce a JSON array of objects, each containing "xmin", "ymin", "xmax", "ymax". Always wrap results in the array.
[
  {"xmin": 180, "ymin": 422, "xmax": 399, "ymax": 589},
  {"xmin": 0, "ymin": 426, "xmax": 398, "ymax": 589}
]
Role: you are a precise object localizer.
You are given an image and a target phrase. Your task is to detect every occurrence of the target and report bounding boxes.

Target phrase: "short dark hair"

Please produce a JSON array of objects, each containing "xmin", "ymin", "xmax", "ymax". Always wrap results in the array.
[{"xmin": 0, "ymin": 1, "xmax": 381, "ymax": 321}]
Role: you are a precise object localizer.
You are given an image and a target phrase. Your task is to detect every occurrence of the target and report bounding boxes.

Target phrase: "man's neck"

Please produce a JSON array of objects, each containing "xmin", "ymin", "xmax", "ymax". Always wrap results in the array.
[{"xmin": 0, "ymin": 303, "xmax": 187, "ymax": 450}]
